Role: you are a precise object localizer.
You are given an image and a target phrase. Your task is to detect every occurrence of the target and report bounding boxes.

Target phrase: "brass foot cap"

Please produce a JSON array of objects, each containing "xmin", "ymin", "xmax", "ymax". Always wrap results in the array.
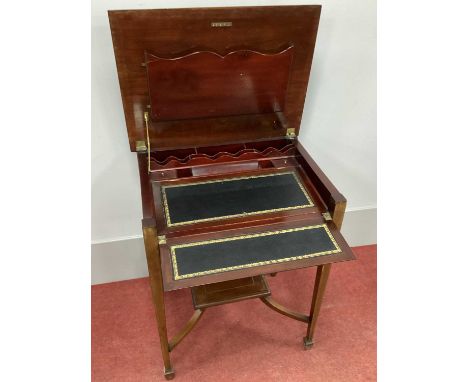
[
  {"xmin": 303, "ymin": 337, "xmax": 314, "ymax": 350},
  {"xmin": 164, "ymin": 367, "xmax": 175, "ymax": 380}
]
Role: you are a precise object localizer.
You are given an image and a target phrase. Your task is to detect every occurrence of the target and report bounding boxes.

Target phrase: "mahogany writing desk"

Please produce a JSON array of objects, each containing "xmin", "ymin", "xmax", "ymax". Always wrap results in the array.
[{"xmin": 109, "ymin": 5, "xmax": 355, "ymax": 379}]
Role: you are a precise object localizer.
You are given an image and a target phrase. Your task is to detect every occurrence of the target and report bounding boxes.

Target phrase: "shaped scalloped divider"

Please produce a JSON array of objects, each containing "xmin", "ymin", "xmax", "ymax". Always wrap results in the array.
[{"xmin": 149, "ymin": 140, "xmax": 296, "ymax": 171}]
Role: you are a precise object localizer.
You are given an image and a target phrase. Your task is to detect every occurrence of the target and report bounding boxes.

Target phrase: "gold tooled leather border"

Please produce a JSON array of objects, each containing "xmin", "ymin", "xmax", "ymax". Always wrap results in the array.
[
  {"xmin": 171, "ymin": 224, "xmax": 340, "ymax": 280},
  {"xmin": 161, "ymin": 171, "xmax": 314, "ymax": 227}
]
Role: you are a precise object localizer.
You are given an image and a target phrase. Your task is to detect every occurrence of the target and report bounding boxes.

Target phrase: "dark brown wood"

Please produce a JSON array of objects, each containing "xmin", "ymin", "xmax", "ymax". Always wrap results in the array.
[
  {"xmin": 303, "ymin": 263, "xmax": 331, "ymax": 349},
  {"xmin": 145, "ymin": 47, "xmax": 293, "ymax": 121},
  {"xmin": 301, "ymin": 161, "xmax": 346, "ymax": 349},
  {"xmin": 142, "ymin": 223, "xmax": 175, "ymax": 380},
  {"xmin": 144, "ymin": 114, "xmax": 288, "ymax": 151},
  {"xmin": 261, "ymin": 296, "xmax": 309, "ymax": 323},
  {"xmin": 108, "ymin": 6, "xmax": 321, "ymax": 151},
  {"xmin": 191, "ymin": 276, "xmax": 270, "ymax": 309},
  {"xmin": 108, "ymin": 6, "xmax": 357, "ymax": 379},
  {"xmin": 168, "ymin": 309, "xmax": 205, "ymax": 352},
  {"xmin": 332, "ymin": 200, "xmax": 347, "ymax": 230},
  {"xmin": 138, "ymin": 153, "xmax": 155, "ymax": 219},
  {"xmin": 295, "ymin": 141, "xmax": 347, "ymax": 215}
]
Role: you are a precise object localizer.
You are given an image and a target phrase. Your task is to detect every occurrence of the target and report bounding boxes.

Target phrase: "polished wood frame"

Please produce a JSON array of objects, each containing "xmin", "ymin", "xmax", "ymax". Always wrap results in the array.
[
  {"xmin": 109, "ymin": 5, "xmax": 355, "ymax": 380},
  {"xmin": 139, "ymin": 141, "xmax": 353, "ymax": 379},
  {"xmin": 108, "ymin": 5, "xmax": 322, "ymax": 151}
]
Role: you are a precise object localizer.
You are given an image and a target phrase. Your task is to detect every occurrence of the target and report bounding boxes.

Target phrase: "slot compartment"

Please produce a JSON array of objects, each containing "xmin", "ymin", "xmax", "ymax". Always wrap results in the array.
[{"xmin": 149, "ymin": 139, "xmax": 296, "ymax": 171}]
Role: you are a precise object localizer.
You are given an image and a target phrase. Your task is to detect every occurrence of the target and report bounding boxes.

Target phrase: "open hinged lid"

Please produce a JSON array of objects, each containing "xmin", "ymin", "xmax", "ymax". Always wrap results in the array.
[{"xmin": 108, "ymin": 5, "xmax": 321, "ymax": 151}]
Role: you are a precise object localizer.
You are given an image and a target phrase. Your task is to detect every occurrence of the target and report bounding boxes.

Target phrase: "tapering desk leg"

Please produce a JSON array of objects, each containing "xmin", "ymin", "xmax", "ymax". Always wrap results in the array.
[
  {"xmin": 303, "ymin": 264, "xmax": 331, "ymax": 349},
  {"xmin": 142, "ymin": 225, "xmax": 175, "ymax": 380}
]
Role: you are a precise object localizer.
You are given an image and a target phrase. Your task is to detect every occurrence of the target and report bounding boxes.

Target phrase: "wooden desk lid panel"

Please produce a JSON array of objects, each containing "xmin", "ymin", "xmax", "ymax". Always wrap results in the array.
[
  {"xmin": 145, "ymin": 47, "xmax": 293, "ymax": 121},
  {"xmin": 108, "ymin": 5, "xmax": 321, "ymax": 151}
]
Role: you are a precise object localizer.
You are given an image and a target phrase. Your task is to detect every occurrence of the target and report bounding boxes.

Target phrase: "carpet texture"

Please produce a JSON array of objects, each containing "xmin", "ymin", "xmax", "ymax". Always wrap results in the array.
[{"xmin": 92, "ymin": 245, "xmax": 376, "ymax": 382}]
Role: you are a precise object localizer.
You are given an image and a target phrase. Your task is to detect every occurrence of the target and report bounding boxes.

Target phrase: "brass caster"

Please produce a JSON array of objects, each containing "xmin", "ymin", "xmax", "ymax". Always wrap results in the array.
[
  {"xmin": 303, "ymin": 337, "xmax": 314, "ymax": 350},
  {"xmin": 164, "ymin": 367, "xmax": 175, "ymax": 380}
]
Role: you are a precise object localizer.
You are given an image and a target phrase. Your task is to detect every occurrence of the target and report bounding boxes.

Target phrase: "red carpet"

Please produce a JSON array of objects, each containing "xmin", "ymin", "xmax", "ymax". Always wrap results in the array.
[{"xmin": 92, "ymin": 245, "xmax": 376, "ymax": 381}]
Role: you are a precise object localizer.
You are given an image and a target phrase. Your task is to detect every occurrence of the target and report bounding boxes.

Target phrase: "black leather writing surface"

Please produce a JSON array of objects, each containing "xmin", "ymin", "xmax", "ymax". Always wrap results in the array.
[
  {"xmin": 162, "ymin": 172, "xmax": 313, "ymax": 226},
  {"xmin": 170, "ymin": 225, "xmax": 340, "ymax": 279}
]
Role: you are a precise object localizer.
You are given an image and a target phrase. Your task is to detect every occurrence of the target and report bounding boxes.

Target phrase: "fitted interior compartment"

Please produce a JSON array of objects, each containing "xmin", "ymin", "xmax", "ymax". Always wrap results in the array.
[
  {"xmin": 149, "ymin": 139, "xmax": 295, "ymax": 171},
  {"xmin": 161, "ymin": 171, "xmax": 314, "ymax": 227}
]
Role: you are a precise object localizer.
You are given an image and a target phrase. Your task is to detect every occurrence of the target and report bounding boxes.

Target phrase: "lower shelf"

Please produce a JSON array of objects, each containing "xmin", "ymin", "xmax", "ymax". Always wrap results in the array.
[{"xmin": 191, "ymin": 275, "xmax": 271, "ymax": 310}]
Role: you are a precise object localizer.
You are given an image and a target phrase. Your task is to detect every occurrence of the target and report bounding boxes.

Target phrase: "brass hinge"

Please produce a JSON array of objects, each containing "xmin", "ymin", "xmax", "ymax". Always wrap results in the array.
[
  {"xmin": 286, "ymin": 128, "xmax": 296, "ymax": 139},
  {"xmin": 158, "ymin": 235, "xmax": 167, "ymax": 245},
  {"xmin": 322, "ymin": 211, "xmax": 333, "ymax": 221},
  {"xmin": 135, "ymin": 140, "xmax": 147, "ymax": 152}
]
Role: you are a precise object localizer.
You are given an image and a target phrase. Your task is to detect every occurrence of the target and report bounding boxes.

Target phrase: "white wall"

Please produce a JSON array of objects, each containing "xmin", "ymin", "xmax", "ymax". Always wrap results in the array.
[{"xmin": 91, "ymin": 0, "xmax": 376, "ymax": 284}]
